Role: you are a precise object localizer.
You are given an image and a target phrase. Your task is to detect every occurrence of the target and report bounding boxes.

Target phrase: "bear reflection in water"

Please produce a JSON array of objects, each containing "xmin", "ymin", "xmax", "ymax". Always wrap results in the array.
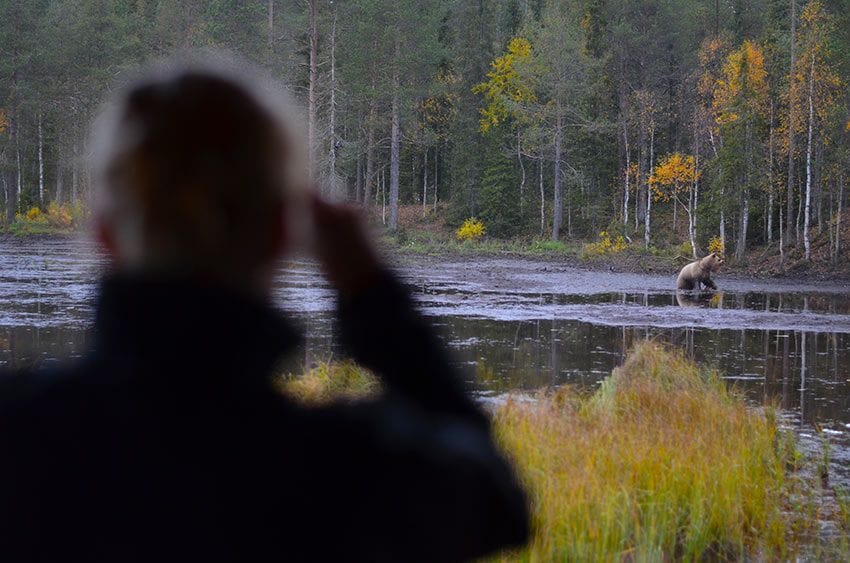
[{"xmin": 676, "ymin": 290, "xmax": 724, "ymax": 308}]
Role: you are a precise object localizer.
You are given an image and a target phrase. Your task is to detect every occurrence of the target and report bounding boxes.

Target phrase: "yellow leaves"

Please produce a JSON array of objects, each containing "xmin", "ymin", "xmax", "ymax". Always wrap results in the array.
[
  {"xmin": 792, "ymin": 0, "xmax": 843, "ymax": 133},
  {"xmin": 456, "ymin": 218, "xmax": 485, "ymax": 242},
  {"xmin": 845, "ymin": 120, "xmax": 850, "ymax": 133},
  {"xmin": 473, "ymin": 37, "xmax": 536, "ymax": 133},
  {"xmin": 708, "ymin": 236, "xmax": 725, "ymax": 256},
  {"xmin": 648, "ymin": 153, "xmax": 699, "ymax": 202},
  {"xmin": 801, "ymin": 0, "xmax": 827, "ymax": 27},
  {"xmin": 713, "ymin": 40, "xmax": 768, "ymax": 125},
  {"xmin": 0, "ymin": 110, "xmax": 7, "ymax": 134},
  {"xmin": 25, "ymin": 207, "xmax": 45, "ymax": 222},
  {"xmin": 583, "ymin": 231, "xmax": 628, "ymax": 257}
]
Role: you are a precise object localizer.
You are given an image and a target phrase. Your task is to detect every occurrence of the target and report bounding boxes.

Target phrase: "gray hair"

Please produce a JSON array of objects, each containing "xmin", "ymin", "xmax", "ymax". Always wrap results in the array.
[{"xmin": 91, "ymin": 52, "xmax": 308, "ymax": 289}]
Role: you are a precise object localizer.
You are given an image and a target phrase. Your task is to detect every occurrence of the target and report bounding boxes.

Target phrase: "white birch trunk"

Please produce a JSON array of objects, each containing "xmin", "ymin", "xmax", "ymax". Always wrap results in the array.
[
  {"xmin": 623, "ymin": 121, "xmax": 630, "ymax": 226},
  {"xmin": 307, "ymin": 0, "xmax": 318, "ymax": 182},
  {"xmin": 552, "ymin": 110, "xmax": 564, "ymax": 241},
  {"xmin": 786, "ymin": 0, "xmax": 797, "ymax": 251},
  {"xmin": 38, "ymin": 113, "xmax": 44, "ymax": 205},
  {"xmin": 804, "ymin": 52, "xmax": 815, "ymax": 261},
  {"xmin": 328, "ymin": 12, "xmax": 338, "ymax": 196},
  {"xmin": 433, "ymin": 146, "xmax": 439, "ymax": 212},
  {"xmin": 517, "ymin": 130, "xmax": 525, "ymax": 213},
  {"xmin": 835, "ymin": 174, "xmax": 843, "ymax": 261},
  {"xmin": 644, "ymin": 126, "xmax": 654, "ymax": 249}
]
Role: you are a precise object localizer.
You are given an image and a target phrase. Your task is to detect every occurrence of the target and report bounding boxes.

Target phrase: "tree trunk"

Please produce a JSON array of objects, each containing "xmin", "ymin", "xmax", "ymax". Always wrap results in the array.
[
  {"xmin": 71, "ymin": 143, "xmax": 79, "ymax": 203},
  {"xmin": 517, "ymin": 129, "xmax": 525, "ymax": 213},
  {"xmin": 796, "ymin": 176, "xmax": 802, "ymax": 247},
  {"xmin": 13, "ymin": 117, "xmax": 21, "ymax": 219},
  {"xmin": 785, "ymin": 0, "xmax": 797, "ymax": 251},
  {"xmin": 835, "ymin": 172, "xmax": 844, "ymax": 262},
  {"xmin": 38, "ymin": 113, "xmax": 44, "ymax": 206},
  {"xmin": 355, "ymin": 156, "xmax": 362, "ymax": 203},
  {"xmin": 381, "ymin": 168, "xmax": 387, "ymax": 224},
  {"xmin": 779, "ymin": 202, "xmax": 785, "ymax": 262},
  {"xmin": 644, "ymin": 126, "xmax": 654, "ymax": 249},
  {"xmin": 737, "ymin": 189, "xmax": 749, "ymax": 260},
  {"xmin": 388, "ymin": 36, "xmax": 401, "ymax": 232},
  {"xmin": 6, "ymin": 123, "xmax": 18, "ymax": 223},
  {"xmin": 267, "ymin": 0, "xmax": 274, "ymax": 52},
  {"xmin": 55, "ymin": 160, "xmax": 63, "ymax": 204},
  {"xmin": 768, "ymin": 104, "xmax": 775, "ymax": 245},
  {"xmin": 422, "ymin": 149, "xmax": 428, "ymax": 212},
  {"xmin": 551, "ymin": 110, "xmax": 564, "ymax": 241},
  {"xmin": 804, "ymin": 52, "xmax": 814, "ymax": 261},
  {"xmin": 623, "ymin": 120, "xmax": 630, "ymax": 227},
  {"xmin": 307, "ymin": 0, "xmax": 318, "ymax": 182},
  {"xmin": 539, "ymin": 150, "xmax": 545, "ymax": 236},
  {"xmin": 328, "ymin": 11, "xmax": 338, "ymax": 196},
  {"xmin": 363, "ymin": 106, "xmax": 375, "ymax": 208},
  {"xmin": 433, "ymin": 145, "xmax": 439, "ymax": 212}
]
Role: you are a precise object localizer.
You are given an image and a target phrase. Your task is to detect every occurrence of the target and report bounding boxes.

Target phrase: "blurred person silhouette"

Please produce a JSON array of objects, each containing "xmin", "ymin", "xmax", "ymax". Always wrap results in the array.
[{"xmin": 0, "ymin": 55, "xmax": 528, "ymax": 562}]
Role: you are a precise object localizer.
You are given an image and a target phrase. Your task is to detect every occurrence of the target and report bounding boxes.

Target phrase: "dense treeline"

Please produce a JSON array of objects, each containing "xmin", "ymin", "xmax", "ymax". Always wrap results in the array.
[{"xmin": 1, "ymin": 0, "xmax": 848, "ymax": 262}]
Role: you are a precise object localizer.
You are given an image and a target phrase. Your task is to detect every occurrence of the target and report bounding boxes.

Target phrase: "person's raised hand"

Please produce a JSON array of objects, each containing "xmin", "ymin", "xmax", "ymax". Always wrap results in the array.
[{"xmin": 310, "ymin": 194, "xmax": 383, "ymax": 298}]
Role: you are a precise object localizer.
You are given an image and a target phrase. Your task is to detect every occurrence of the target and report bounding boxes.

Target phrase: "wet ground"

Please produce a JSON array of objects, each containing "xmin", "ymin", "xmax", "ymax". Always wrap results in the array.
[{"xmin": 2, "ymin": 238, "xmax": 849, "ymax": 487}]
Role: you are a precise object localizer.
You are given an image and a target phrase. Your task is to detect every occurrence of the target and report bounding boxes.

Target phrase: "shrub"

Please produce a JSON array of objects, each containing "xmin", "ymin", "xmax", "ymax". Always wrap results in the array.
[
  {"xmin": 46, "ymin": 202, "xmax": 73, "ymax": 229},
  {"xmin": 456, "ymin": 218, "xmax": 486, "ymax": 242},
  {"xmin": 24, "ymin": 206, "xmax": 47, "ymax": 223},
  {"xmin": 583, "ymin": 230, "xmax": 627, "ymax": 258},
  {"xmin": 708, "ymin": 235, "xmax": 725, "ymax": 256}
]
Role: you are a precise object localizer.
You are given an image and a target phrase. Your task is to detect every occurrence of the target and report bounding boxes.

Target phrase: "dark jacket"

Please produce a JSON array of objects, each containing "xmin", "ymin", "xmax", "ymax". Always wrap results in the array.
[{"xmin": 0, "ymin": 272, "xmax": 528, "ymax": 562}]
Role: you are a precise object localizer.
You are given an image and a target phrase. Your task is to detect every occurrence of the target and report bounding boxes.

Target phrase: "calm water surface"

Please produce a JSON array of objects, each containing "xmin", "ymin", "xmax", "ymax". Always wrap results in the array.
[{"xmin": 1, "ymin": 238, "xmax": 849, "ymax": 486}]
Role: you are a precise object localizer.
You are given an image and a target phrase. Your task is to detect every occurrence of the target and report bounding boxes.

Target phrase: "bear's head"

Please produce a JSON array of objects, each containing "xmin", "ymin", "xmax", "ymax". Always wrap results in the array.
[{"xmin": 700, "ymin": 252, "xmax": 725, "ymax": 272}]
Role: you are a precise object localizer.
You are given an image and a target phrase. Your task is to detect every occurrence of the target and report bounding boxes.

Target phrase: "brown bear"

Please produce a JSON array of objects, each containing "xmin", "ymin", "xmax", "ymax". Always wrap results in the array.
[{"xmin": 676, "ymin": 252, "xmax": 724, "ymax": 291}]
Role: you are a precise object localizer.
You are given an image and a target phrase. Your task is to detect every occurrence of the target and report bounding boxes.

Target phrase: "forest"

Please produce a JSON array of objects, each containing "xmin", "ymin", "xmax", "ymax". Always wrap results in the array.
[{"xmin": 1, "ymin": 0, "xmax": 849, "ymax": 264}]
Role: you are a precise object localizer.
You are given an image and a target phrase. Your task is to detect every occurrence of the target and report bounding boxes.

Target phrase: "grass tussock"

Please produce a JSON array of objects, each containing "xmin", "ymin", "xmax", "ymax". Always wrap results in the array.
[
  {"xmin": 493, "ymin": 343, "xmax": 793, "ymax": 561},
  {"xmin": 279, "ymin": 360, "xmax": 379, "ymax": 405},
  {"xmin": 280, "ymin": 344, "xmax": 841, "ymax": 560}
]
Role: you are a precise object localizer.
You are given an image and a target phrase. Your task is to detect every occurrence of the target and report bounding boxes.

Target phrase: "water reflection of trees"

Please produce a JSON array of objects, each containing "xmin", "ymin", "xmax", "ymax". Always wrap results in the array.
[{"xmin": 447, "ymin": 317, "xmax": 849, "ymax": 428}]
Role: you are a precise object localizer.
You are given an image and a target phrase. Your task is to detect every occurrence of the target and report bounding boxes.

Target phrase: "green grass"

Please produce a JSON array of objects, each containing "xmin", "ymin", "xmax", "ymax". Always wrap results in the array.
[
  {"xmin": 381, "ymin": 230, "xmax": 581, "ymax": 258},
  {"xmin": 279, "ymin": 344, "xmax": 846, "ymax": 560}
]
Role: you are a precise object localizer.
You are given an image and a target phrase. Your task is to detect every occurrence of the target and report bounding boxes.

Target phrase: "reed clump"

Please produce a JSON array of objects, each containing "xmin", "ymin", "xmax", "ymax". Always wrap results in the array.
[{"xmin": 280, "ymin": 344, "xmax": 816, "ymax": 560}]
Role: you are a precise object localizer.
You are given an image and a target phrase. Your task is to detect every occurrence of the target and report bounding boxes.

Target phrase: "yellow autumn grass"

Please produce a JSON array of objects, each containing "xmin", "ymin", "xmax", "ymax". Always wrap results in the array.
[
  {"xmin": 280, "ymin": 344, "xmax": 811, "ymax": 560},
  {"xmin": 491, "ymin": 343, "xmax": 794, "ymax": 561}
]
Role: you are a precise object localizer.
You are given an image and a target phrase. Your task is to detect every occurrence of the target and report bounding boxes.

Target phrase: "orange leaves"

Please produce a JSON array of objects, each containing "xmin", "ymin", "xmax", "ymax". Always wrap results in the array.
[
  {"xmin": 648, "ymin": 153, "xmax": 699, "ymax": 202},
  {"xmin": 713, "ymin": 40, "xmax": 768, "ymax": 125},
  {"xmin": 473, "ymin": 37, "xmax": 536, "ymax": 133}
]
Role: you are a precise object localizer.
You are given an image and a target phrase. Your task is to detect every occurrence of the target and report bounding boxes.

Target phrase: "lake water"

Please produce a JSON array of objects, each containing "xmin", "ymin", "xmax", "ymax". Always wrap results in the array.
[{"xmin": 1, "ymin": 237, "xmax": 849, "ymax": 487}]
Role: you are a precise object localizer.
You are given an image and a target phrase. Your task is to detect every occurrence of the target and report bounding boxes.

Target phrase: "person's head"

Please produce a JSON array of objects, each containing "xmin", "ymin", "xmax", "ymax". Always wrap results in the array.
[{"xmin": 92, "ymin": 53, "xmax": 306, "ymax": 295}]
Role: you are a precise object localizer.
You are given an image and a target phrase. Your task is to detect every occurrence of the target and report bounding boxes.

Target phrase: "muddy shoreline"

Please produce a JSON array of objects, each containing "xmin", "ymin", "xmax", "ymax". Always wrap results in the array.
[
  {"xmin": 3, "ymin": 232, "xmax": 849, "ymax": 286},
  {"xmin": 389, "ymin": 248, "xmax": 850, "ymax": 289}
]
